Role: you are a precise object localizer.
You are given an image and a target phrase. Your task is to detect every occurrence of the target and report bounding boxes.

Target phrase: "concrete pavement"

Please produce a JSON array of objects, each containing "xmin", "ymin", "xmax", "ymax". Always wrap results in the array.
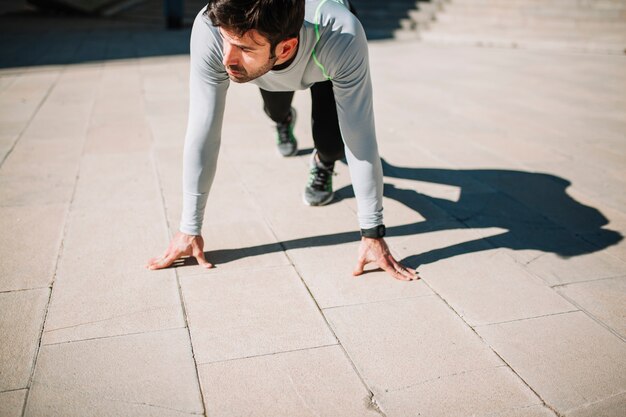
[{"xmin": 1, "ymin": 18, "xmax": 626, "ymax": 417}]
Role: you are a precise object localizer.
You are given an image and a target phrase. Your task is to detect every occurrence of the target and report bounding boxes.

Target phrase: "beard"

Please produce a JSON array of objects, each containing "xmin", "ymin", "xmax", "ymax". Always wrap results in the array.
[{"xmin": 226, "ymin": 55, "xmax": 278, "ymax": 83}]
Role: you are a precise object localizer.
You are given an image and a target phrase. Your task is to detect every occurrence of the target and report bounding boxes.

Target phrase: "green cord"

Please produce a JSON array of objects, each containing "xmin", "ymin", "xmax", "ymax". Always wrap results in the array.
[{"xmin": 312, "ymin": 0, "xmax": 345, "ymax": 81}]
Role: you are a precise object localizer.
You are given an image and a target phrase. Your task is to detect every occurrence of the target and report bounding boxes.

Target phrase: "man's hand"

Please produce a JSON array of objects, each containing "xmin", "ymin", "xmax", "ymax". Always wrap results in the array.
[
  {"xmin": 353, "ymin": 237, "xmax": 419, "ymax": 281},
  {"xmin": 146, "ymin": 231, "xmax": 213, "ymax": 270}
]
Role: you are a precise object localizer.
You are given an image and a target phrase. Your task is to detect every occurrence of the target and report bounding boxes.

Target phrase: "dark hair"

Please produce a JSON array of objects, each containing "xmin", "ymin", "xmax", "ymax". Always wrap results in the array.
[{"xmin": 205, "ymin": 0, "xmax": 305, "ymax": 52}]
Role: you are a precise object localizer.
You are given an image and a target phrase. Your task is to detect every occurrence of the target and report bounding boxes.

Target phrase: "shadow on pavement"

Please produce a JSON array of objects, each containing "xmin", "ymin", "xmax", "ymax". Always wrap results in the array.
[
  {"xmin": 0, "ymin": 11, "xmax": 192, "ymax": 69},
  {"xmin": 0, "ymin": 1, "xmax": 421, "ymax": 69},
  {"xmin": 182, "ymin": 158, "xmax": 622, "ymax": 269}
]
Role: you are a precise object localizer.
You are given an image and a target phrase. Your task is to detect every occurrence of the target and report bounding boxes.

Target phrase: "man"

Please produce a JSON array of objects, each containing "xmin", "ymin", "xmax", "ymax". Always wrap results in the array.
[{"xmin": 146, "ymin": 0, "xmax": 418, "ymax": 281}]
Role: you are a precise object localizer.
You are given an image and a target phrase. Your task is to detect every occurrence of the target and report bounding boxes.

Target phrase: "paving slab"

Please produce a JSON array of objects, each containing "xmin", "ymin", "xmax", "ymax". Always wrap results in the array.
[
  {"xmin": 476, "ymin": 311, "xmax": 626, "ymax": 416},
  {"xmin": 198, "ymin": 346, "xmax": 380, "ymax": 417},
  {"xmin": 377, "ymin": 366, "xmax": 545, "ymax": 417},
  {"xmin": 0, "ymin": 389, "xmax": 27, "ymax": 417},
  {"xmin": 324, "ymin": 296, "xmax": 504, "ymax": 395},
  {"xmin": 418, "ymin": 249, "xmax": 577, "ymax": 326},
  {"xmin": 0, "ymin": 289, "xmax": 49, "ymax": 391},
  {"xmin": 25, "ymin": 329, "xmax": 204, "ymax": 417},
  {"xmin": 41, "ymin": 203, "xmax": 185, "ymax": 344},
  {"xmin": 70, "ymin": 153, "xmax": 158, "ymax": 208},
  {"xmin": 0, "ymin": 138, "xmax": 81, "ymax": 206},
  {"xmin": 566, "ymin": 392, "xmax": 626, "ymax": 417},
  {"xmin": 1, "ymin": 22, "xmax": 625, "ymax": 417},
  {"xmin": 289, "ymin": 241, "xmax": 433, "ymax": 309},
  {"xmin": 180, "ymin": 266, "xmax": 337, "ymax": 364},
  {"xmin": 0, "ymin": 205, "xmax": 66, "ymax": 291},
  {"xmin": 556, "ymin": 276, "xmax": 626, "ymax": 339},
  {"xmin": 522, "ymin": 249, "xmax": 626, "ymax": 287},
  {"xmin": 0, "ymin": 134, "xmax": 17, "ymax": 163}
]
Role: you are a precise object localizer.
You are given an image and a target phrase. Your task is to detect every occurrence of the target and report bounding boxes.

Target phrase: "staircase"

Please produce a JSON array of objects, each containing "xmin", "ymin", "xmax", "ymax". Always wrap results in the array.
[{"xmin": 409, "ymin": 0, "xmax": 626, "ymax": 54}]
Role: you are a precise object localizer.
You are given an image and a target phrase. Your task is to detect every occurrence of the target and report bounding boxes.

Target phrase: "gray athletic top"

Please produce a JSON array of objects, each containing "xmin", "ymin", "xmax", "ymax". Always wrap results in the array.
[{"xmin": 180, "ymin": 0, "xmax": 384, "ymax": 235}]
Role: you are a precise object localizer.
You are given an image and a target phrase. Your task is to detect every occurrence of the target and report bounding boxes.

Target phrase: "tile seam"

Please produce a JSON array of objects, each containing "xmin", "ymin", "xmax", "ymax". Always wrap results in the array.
[
  {"xmin": 20, "ymin": 63, "xmax": 97, "ymax": 417},
  {"xmin": 416, "ymin": 276, "xmax": 566, "ymax": 417},
  {"xmin": 472, "ymin": 309, "xmax": 581, "ymax": 328},
  {"xmin": 238, "ymin": 173, "xmax": 388, "ymax": 417},
  {"xmin": 148, "ymin": 96, "xmax": 209, "ymax": 416},
  {"xmin": 553, "ymin": 291, "xmax": 626, "ymax": 343},
  {"xmin": 0, "ymin": 70, "xmax": 61, "ymax": 170},
  {"xmin": 196, "ymin": 342, "xmax": 341, "ymax": 367},
  {"xmin": 40, "ymin": 325, "xmax": 188, "ymax": 347}
]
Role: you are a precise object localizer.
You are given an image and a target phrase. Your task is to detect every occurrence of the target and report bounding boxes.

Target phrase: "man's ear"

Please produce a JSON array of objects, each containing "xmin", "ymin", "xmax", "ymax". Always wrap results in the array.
[{"xmin": 275, "ymin": 37, "xmax": 298, "ymax": 61}]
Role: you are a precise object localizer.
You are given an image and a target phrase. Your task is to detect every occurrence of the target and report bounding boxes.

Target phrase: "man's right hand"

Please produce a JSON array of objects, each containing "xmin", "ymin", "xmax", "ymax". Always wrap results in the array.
[{"xmin": 146, "ymin": 231, "xmax": 213, "ymax": 270}]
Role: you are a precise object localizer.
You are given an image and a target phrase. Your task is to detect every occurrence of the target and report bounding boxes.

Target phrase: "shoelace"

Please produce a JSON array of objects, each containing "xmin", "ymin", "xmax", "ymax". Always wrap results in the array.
[
  {"xmin": 277, "ymin": 121, "xmax": 293, "ymax": 144},
  {"xmin": 309, "ymin": 165, "xmax": 334, "ymax": 191}
]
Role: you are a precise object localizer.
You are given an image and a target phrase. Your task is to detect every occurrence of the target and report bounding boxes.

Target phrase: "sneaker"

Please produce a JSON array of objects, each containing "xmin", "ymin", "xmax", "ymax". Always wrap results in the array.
[
  {"xmin": 275, "ymin": 107, "xmax": 298, "ymax": 157},
  {"xmin": 304, "ymin": 150, "xmax": 335, "ymax": 206}
]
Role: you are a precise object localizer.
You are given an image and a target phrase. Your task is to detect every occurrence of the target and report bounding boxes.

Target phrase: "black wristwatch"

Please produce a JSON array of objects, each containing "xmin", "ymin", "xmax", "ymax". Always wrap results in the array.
[{"xmin": 360, "ymin": 224, "xmax": 386, "ymax": 238}]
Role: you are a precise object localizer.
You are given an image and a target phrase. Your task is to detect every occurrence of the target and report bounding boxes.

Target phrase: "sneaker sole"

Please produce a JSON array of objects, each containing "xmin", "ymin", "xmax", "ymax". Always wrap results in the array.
[
  {"xmin": 277, "ymin": 107, "xmax": 298, "ymax": 157},
  {"xmin": 302, "ymin": 192, "xmax": 334, "ymax": 207},
  {"xmin": 278, "ymin": 144, "xmax": 298, "ymax": 157}
]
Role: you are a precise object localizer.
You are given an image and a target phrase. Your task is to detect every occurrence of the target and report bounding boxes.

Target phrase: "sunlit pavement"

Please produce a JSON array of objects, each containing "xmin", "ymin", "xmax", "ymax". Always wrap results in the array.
[{"xmin": 1, "ymin": 13, "xmax": 625, "ymax": 417}]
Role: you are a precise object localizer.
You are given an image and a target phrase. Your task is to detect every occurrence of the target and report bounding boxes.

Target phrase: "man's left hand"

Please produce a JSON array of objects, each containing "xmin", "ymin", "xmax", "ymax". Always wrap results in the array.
[{"xmin": 352, "ymin": 237, "xmax": 419, "ymax": 281}]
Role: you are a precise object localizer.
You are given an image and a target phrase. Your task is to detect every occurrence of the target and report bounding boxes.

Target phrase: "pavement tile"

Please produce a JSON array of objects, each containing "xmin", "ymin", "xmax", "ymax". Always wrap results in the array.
[
  {"xmin": 199, "ymin": 346, "xmax": 380, "ymax": 417},
  {"xmin": 324, "ymin": 296, "xmax": 503, "ymax": 394},
  {"xmin": 0, "ymin": 204, "xmax": 66, "ymax": 291},
  {"xmin": 522, "ymin": 249, "xmax": 626, "ymax": 287},
  {"xmin": 0, "ymin": 289, "xmax": 49, "ymax": 391},
  {"xmin": 0, "ymin": 138, "xmax": 81, "ymax": 207},
  {"xmin": 20, "ymin": 111, "xmax": 89, "ymax": 141},
  {"xmin": 0, "ymin": 120, "xmax": 29, "ymax": 137},
  {"xmin": 497, "ymin": 405, "xmax": 558, "ymax": 417},
  {"xmin": 251, "ymin": 183, "xmax": 359, "ymax": 242},
  {"xmin": 0, "ymin": 177, "xmax": 75, "ymax": 207},
  {"xmin": 180, "ymin": 266, "xmax": 337, "ymax": 364},
  {"xmin": 0, "ymin": 72, "xmax": 58, "ymax": 125},
  {"xmin": 377, "ymin": 366, "xmax": 543, "ymax": 417},
  {"xmin": 289, "ymin": 241, "xmax": 432, "ymax": 309},
  {"xmin": 391, "ymin": 219, "xmax": 497, "ymax": 270},
  {"xmin": 420, "ymin": 249, "xmax": 576, "ymax": 326},
  {"xmin": 566, "ymin": 392, "xmax": 626, "ymax": 417},
  {"xmin": 179, "ymin": 219, "xmax": 290, "ymax": 273},
  {"xmin": 71, "ymin": 152, "xmax": 158, "ymax": 208},
  {"xmin": 83, "ymin": 118, "xmax": 152, "ymax": 154},
  {"xmin": 476, "ymin": 311, "xmax": 626, "ymax": 416},
  {"xmin": 567, "ymin": 188, "xmax": 626, "ymax": 263},
  {"xmin": 0, "ymin": 138, "xmax": 81, "ymax": 181},
  {"xmin": 146, "ymin": 114, "xmax": 187, "ymax": 147},
  {"xmin": 556, "ymin": 276, "xmax": 626, "ymax": 338},
  {"xmin": 0, "ymin": 74, "xmax": 18, "ymax": 92},
  {"xmin": 0, "ymin": 133, "xmax": 16, "ymax": 160},
  {"xmin": 41, "ymin": 203, "xmax": 184, "ymax": 344},
  {"xmin": 25, "ymin": 329, "xmax": 204, "ymax": 417},
  {"xmin": 0, "ymin": 390, "xmax": 27, "ymax": 417}
]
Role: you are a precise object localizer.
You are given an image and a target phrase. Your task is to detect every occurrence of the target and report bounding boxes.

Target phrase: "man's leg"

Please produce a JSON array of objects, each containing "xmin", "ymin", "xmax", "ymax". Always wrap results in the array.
[
  {"xmin": 304, "ymin": 80, "xmax": 344, "ymax": 206},
  {"xmin": 259, "ymin": 89, "xmax": 298, "ymax": 157}
]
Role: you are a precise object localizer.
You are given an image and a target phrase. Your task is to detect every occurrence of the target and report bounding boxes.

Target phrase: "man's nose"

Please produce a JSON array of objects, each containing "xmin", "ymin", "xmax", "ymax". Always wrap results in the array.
[{"xmin": 222, "ymin": 43, "xmax": 238, "ymax": 67}]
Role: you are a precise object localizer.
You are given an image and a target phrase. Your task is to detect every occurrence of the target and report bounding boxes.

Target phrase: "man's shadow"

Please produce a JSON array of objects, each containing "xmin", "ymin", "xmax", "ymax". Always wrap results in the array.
[{"xmin": 192, "ymin": 157, "xmax": 622, "ymax": 269}]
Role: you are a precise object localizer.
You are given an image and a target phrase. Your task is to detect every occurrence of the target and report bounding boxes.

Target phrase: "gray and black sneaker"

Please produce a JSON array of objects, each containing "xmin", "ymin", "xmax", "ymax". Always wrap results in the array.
[
  {"xmin": 304, "ymin": 150, "xmax": 335, "ymax": 206},
  {"xmin": 275, "ymin": 107, "xmax": 298, "ymax": 157}
]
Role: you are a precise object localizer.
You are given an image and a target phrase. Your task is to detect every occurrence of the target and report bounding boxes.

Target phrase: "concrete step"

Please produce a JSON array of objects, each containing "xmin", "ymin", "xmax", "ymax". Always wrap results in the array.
[
  {"xmin": 448, "ymin": 0, "xmax": 626, "ymax": 9},
  {"xmin": 420, "ymin": 30, "xmax": 626, "ymax": 53},
  {"xmin": 438, "ymin": 4, "xmax": 626, "ymax": 21},
  {"xmin": 431, "ymin": 17, "xmax": 626, "ymax": 30}
]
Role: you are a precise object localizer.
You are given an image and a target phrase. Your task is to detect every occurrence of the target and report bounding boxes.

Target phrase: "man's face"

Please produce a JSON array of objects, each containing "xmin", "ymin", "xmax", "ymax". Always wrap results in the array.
[{"xmin": 219, "ymin": 27, "xmax": 277, "ymax": 83}]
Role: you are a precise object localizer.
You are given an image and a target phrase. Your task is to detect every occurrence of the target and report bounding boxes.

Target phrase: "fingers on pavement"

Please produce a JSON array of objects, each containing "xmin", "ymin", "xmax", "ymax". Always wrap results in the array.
[{"xmin": 146, "ymin": 251, "xmax": 179, "ymax": 270}]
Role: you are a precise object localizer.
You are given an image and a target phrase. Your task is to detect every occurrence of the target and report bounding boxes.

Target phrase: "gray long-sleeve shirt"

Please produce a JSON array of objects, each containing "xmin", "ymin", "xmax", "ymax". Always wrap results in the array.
[{"xmin": 180, "ymin": 0, "xmax": 384, "ymax": 235}]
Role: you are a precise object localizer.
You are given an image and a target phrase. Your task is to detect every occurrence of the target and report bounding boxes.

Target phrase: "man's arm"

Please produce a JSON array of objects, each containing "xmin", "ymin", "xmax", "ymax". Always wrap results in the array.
[
  {"xmin": 147, "ymin": 11, "xmax": 228, "ymax": 270},
  {"xmin": 320, "ymin": 7, "xmax": 418, "ymax": 281}
]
